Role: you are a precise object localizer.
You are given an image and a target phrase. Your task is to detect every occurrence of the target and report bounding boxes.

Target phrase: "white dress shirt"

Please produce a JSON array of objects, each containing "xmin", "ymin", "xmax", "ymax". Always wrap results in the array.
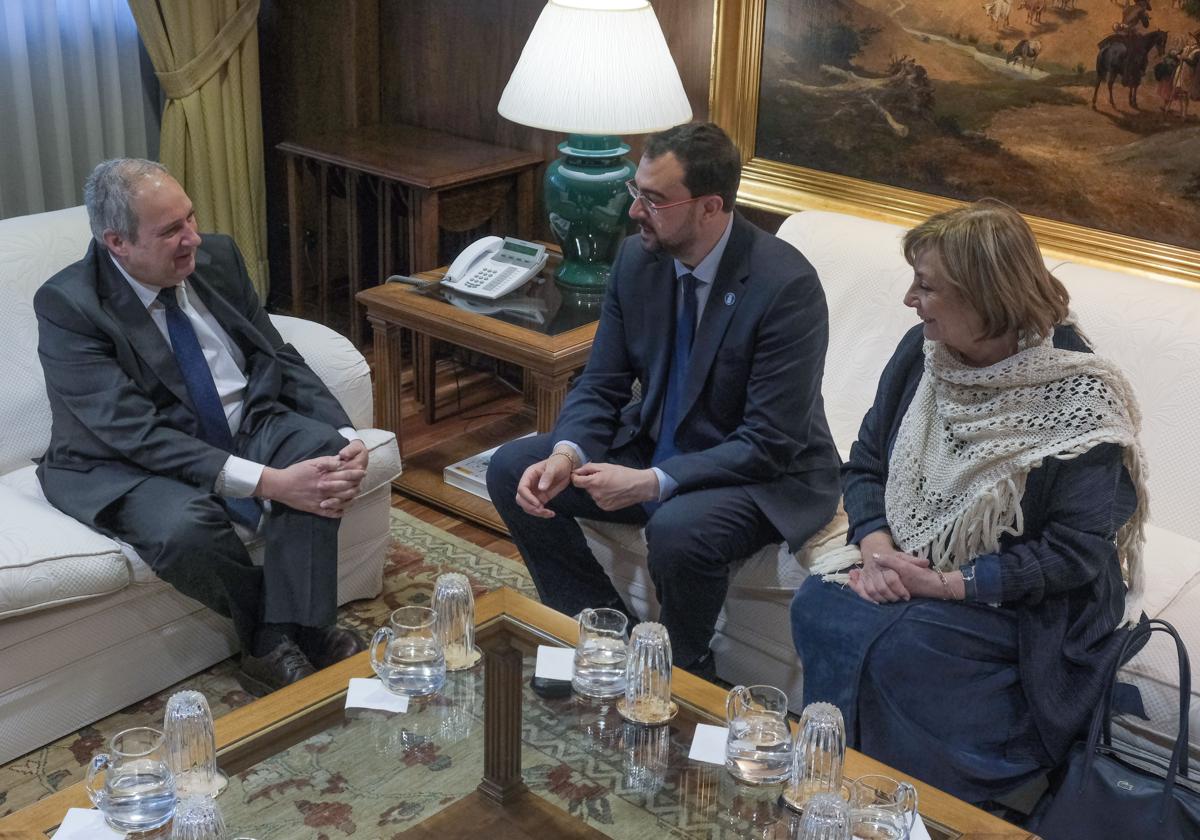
[{"xmin": 112, "ymin": 255, "xmax": 356, "ymax": 498}]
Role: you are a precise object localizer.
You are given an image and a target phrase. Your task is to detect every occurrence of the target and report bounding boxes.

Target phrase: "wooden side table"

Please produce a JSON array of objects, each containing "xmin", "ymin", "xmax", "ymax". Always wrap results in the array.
[
  {"xmin": 279, "ymin": 124, "xmax": 542, "ymax": 344},
  {"xmin": 357, "ymin": 255, "xmax": 601, "ymax": 529}
]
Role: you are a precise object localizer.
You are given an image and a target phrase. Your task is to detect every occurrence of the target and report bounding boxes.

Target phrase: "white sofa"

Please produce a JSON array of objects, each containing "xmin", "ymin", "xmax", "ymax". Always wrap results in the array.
[
  {"xmin": 582, "ymin": 208, "xmax": 1200, "ymax": 764},
  {"xmin": 0, "ymin": 205, "xmax": 402, "ymax": 765}
]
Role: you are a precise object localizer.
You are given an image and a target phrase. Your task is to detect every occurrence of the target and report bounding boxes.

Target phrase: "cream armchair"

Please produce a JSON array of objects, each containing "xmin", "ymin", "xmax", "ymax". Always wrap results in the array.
[{"xmin": 0, "ymin": 205, "xmax": 401, "ymax": 764}]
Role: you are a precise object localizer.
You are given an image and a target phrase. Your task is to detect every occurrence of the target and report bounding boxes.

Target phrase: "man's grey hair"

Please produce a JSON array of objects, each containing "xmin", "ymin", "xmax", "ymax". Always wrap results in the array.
[{"xmin": 83, "ymin": 158, "xmax": 170, "ymax": 246}]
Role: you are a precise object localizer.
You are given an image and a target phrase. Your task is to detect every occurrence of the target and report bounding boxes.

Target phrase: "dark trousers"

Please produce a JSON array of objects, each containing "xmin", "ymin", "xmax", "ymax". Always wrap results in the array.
[
  {"xmin": 790, "ymin": 579, "xmax": 1048, "ymax": 803},
  {"xmin": 96, "ymin": 412, "xmax": 345, "ymax": 650},
  {"xmin": 487, "ymin": 432, "xmax": 781, "ymax": 667}
]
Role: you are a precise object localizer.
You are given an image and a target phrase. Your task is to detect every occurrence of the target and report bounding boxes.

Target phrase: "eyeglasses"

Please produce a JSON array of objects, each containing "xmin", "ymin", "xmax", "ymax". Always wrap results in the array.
[{"xmin": 625, "ymin": 180, "xmax": 708, "ymax": 217}]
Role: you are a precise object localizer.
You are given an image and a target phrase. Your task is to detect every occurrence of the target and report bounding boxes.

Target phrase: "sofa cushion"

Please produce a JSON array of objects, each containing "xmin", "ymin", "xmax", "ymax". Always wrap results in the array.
[
  {"xmin": 0, "ymin": 484, "xmax": 131, "ymax": 619},
  {"xmin": 0, "ymin": 205, "xmax": 92, "ymax": 475},
  {"xmin": 1052, "ymin": 262, "xmax": 1200, "ymax": 544},
  {"xmin": 776, "ymin": 211, "xmax": 914, "ymax": 453},
  {"xmin": 1113, "ymin": 524, "xmax": 1200, "ymax": 762}
]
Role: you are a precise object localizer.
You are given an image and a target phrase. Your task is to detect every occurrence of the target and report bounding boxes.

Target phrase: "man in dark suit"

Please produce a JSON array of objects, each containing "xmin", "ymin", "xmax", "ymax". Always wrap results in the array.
[
  {"xmin": 487, "ymin": 123, "xmax": 840, "ymax": 674},
  {"xmin": 35, "ymin": 159, "xmax": 367, "ymax": 695}
]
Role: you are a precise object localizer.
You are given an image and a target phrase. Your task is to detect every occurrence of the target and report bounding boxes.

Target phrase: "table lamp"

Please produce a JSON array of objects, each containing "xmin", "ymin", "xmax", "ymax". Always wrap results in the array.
[{"xmin": 498, "ymin": 0, "xmax": 692, "ymax": 291}]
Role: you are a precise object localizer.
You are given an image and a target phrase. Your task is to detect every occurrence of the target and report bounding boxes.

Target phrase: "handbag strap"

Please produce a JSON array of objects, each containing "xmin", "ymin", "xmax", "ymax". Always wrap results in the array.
[{"xmin": 1085, "ymin": 618, "xmax": 1192, "ymax": 822}]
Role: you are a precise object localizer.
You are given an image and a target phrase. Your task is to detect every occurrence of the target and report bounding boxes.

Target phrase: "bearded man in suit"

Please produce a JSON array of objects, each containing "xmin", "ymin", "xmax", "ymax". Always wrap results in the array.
[
  {"xmin": 487, "ymin": 123, "xmax": 841, "ymax": 676},
  {"xmin": 35, "ymin": 159, "xmax": 367, "ymax": 695}
]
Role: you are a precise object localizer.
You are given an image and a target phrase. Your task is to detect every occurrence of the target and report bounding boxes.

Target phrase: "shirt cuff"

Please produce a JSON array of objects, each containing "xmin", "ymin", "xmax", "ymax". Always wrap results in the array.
[
  {"xmin": 553, "ymin": 440, "xmax": 588, "ymax": 466},
  {"xmin": 652, "ymin": 467, "xmax": 677, "ymax": 502},
  {"xmin": 971, "ymin": 555, "xmax": 1004, "ymax": 605},
  {"xmin": 217, "ymin": 455, "xmax": 266, "ymax": 498},
  {"xmin": 339, "ymin": 427, "xmax": 360, "ymax": 443}
]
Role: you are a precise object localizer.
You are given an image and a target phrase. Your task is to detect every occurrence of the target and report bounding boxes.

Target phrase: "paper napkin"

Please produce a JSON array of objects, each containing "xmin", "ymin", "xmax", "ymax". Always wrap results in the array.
[
  {"xmin": 53, "ymin": 808, "xmax": 124, "ymax": 839},
  {"xmin": 688, "ymin": 723, "xmax": 730, "ymax": 765},
  {"xmin": 345, "ymin": 677, "xmax": 409, "ymax": 713},
  {"xmin": 534, "ymin": 645, "xmax": 575, "ymax": 680}
]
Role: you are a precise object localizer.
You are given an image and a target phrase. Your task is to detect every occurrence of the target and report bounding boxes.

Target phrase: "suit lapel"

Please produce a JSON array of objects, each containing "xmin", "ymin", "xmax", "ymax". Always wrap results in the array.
[
  {"xmin": 187, "ymin": 248, "xmax": 275, "ymax": 360},
  {"xmin": 679, "ymin": 215, "xmax": 752, "ymax": 417},
  {"xmin": 639, "ymin": 255, "xmax": 679, "ymax": 430},
  {"xmin": 94, "ymin": 244, "xmax": 195, "ymax": 411}
]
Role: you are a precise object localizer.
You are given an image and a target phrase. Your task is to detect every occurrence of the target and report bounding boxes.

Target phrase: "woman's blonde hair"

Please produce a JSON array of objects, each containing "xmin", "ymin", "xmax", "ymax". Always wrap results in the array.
[{"xmin": 902, "ymin": 199, "xmax": 1069, "ymax": 339}]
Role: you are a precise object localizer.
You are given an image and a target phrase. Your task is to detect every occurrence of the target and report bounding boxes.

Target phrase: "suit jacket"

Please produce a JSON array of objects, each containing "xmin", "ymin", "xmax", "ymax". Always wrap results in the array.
[
  {"xmin": 34, "ymin": 234, "xmax": 352, "ymax": 526},
  {"xmin": 553, "ymin": 213, "xmax": 840, "ymax": 550}
]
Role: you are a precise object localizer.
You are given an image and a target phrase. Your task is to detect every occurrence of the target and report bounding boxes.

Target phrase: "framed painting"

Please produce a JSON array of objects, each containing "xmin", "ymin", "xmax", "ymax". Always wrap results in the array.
[{"xmin": 711, "ymin": 0, "xmax": 1200, "ymax": 283}]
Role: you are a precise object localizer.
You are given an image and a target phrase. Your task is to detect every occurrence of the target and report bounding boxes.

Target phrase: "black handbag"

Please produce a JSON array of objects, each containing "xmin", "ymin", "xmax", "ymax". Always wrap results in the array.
[{"xmin": 1032, "ymin": 618, "xmax": 1200, "ymax": 839}]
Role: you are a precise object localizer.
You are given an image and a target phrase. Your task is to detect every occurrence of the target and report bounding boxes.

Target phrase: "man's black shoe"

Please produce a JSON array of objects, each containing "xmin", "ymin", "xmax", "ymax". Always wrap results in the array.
[
  {"xmin": 297, "ymin": 625, "xmax": 366, "ymax": 669},
  {"xmin": 237, "ymin": 638, "xmax": 315, "ymax": 696}
]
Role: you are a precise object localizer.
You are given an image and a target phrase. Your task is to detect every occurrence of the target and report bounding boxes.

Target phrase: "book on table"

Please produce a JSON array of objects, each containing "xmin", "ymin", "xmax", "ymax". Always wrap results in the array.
[{"xmin": 443, "ymin": 433, "xmax": 534, "ymax": 500}]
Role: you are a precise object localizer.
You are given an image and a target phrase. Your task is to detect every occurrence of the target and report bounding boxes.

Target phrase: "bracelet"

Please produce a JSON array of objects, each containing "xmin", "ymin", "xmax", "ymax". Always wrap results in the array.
[
  {"xmin": 549, "ymin": 450, "xmax": 579, "ymax": 470},
  {"xmin": 934, "ymin": 568, "xmax": 953, "ymax": 600}
]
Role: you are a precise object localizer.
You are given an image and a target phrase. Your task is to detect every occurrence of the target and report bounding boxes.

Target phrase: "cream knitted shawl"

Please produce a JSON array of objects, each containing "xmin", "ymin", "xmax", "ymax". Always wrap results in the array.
[{"xmin": 812, "ymin": 326, "xmax": 1149, "ymax": 626}]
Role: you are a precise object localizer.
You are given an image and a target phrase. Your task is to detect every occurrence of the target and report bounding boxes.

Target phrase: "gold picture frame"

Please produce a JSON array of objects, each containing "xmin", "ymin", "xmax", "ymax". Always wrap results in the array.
[{"xmin": 709, "ymin": 0, "xmax": 1200, "ymax": 285}]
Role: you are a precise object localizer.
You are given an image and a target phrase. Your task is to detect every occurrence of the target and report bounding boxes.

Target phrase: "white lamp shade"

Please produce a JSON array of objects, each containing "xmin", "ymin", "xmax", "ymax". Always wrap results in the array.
[{"xmin": 498, "ymin": 0, "xmax": 693, "ymax": 135}]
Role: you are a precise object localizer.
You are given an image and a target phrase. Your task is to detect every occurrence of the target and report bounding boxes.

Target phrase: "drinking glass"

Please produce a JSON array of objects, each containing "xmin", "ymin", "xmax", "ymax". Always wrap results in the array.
[
  {"xmin": 724, "ymin": 684, "xmax": 793, "ymax": 784},
  {"xmin": 85, "ymin": 726, "xmax": 177, "ymax": 833},
  {"xmin": 574, "ymin": 694, "xmax": 624, "ymax": 755},
  {"xmin": 370, "ymin": 606, "xmax": 447, "ymax": 697},
  {"xmin": 170, "ymin": 794, "xmax": 229, "ymax": 839},
  {"xmin": 621, "ymin": 621, "xmax": 673, "ymax": 724},
  {"xmin": 623, "ymin": 721, "xmax": 670, "ymax": 794},
  {"xmin": 717, "ymin": 770, "xmax": 785, "ymax": 837},
  {"xmin": 433, "ymin": 572, "xmax": 480, "ymax": 671},
  {"xmin": 849, "ymin": 774, "xmax": 919, "ymax": 840},
  {"xmin": 437, "ymin": 668, "xmax": 479, "ymax": 743},
  {"xmin": 371, "ymin": 711, "xmax": 436, "ymax": 760},
  {"xmin": 164, "ymin": 690, "xmax": 228, "ymax": 797},
  {"xmin": 795, "ymin": 792, "xmax": 852, "ymax": 840},
  {"xmin": 784, "ymin": 701, "xmax": 846, "ymax": 812},
  {"xmin": 572, "ymin": 607, "xmax": 628, "ymax": 698}
]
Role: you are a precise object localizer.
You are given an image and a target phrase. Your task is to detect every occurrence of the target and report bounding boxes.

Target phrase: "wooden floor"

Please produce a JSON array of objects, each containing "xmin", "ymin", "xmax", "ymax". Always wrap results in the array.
[
  {"xmin": 361, "ymin": 336, "xmax": 533, "ymax": 561},
  {"xmin": 382, "ymin": 346, "xmax": 529, "ymax": 557}
]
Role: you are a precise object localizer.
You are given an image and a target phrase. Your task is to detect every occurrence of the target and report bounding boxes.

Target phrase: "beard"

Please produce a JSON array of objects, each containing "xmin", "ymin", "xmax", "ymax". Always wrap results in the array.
[{"xmin": 636, "ymin": 220, "xmax": 691, "ymax": 259}]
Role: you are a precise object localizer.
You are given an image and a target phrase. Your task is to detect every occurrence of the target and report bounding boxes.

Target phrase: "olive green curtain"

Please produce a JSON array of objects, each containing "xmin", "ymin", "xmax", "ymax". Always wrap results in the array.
[{"xmin": 127, "ymin": 0, "xmax": 268, "ymax": 296}]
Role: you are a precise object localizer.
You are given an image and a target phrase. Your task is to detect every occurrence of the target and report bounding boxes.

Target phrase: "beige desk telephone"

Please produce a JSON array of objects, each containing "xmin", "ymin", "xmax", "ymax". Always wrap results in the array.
[{"xmin": 441, "ymin": 235, "xmax": 547, "ymax": 299}]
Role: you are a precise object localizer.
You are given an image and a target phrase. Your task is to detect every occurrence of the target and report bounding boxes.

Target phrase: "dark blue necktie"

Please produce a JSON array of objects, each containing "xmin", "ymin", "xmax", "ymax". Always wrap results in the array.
[
  {"xmin": 157, "ymin": 286, "xmax": 261, "ymax": 528},
  {"xmin": 651, "ymin": 272, "xmax": 698, "ymax": 468}
]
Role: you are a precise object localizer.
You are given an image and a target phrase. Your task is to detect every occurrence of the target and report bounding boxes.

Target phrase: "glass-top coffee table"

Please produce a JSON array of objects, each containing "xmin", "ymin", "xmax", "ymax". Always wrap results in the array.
[{"xmin": 0, "ymin": 589, "xmax": 1035, "ymax": 839}]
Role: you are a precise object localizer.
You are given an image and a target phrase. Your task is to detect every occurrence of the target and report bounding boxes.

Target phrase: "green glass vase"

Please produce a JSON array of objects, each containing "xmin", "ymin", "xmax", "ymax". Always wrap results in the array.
[{"xmin": 545, "ymin": 134, "xmax": 636, "ymax": 291}]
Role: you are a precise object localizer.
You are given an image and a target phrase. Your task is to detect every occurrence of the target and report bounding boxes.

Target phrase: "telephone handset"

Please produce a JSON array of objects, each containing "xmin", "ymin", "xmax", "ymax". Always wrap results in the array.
[{"xmin": 441, "ymin": 235, "xmax": 548, "ymax": 299}]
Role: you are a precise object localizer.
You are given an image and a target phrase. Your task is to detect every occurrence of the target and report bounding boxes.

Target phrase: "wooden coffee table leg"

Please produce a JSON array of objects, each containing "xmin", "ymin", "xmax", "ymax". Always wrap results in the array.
[
  {"xmin": 369, "ymin": 316, "xmax": 405, "ymax": 449},
  {"xmin": 478, "ymin": 632, "xmax": 526, "ymax": 805},
  {"xmin": 526, "ymin": 369, "xmax": 575, "ymax": 433}
]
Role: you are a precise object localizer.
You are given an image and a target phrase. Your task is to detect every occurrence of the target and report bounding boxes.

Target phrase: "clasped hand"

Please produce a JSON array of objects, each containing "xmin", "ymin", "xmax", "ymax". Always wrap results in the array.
[
  {"xmin": 515, "ymin": 455, "xmax": 659, "ymax": 517},
  {"xmin": 257, "ymin": 439, "xmax": 368, "ymax": 518},
  {"xmin": 848, "ymin": 530, "xmax": 959, "ymax": 603}
]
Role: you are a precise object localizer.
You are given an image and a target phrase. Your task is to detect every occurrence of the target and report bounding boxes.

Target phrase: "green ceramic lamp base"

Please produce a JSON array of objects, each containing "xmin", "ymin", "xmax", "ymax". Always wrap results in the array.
[{"xmin": 545, "ymin": 134, "xmax": 636, "ymax": 292}]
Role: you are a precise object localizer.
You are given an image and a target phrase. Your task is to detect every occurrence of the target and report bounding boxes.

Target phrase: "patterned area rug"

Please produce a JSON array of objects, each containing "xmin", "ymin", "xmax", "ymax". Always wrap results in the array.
[{"xmin": 0, "ymin": 509, "xmax": 535, "ymax": 819}]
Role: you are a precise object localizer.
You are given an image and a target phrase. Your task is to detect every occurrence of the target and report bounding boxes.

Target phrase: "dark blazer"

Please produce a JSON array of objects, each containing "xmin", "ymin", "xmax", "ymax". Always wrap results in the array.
[
  {"xmin": 842, "ymin": 323, "xmax": 1140, "ymax": 762},
  {"xmin": 552, "ymin": 213, "xmax": 841, "ymax": 550},
  {"xmin": 34, "ymin": 234, "xmax": 352, "ymax": 526}
]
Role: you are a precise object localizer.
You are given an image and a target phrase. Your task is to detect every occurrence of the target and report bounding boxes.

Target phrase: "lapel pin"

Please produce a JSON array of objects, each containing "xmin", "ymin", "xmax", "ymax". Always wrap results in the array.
[{"xmin": 724, "ymin": 292, "xmax": 736, "ymax": 306}]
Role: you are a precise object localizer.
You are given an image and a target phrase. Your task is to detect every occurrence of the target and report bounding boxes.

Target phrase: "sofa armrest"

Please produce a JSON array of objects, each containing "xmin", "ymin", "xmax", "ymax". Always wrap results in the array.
[{"xmin": 268, "ymin": 314, "xmax": 374, "ymax": 430}]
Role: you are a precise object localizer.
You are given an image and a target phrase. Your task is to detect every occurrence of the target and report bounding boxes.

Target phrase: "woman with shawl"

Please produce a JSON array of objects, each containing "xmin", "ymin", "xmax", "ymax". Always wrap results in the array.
[{"xmin": 791, "ymin": 200, "xmax": 1148, "ymax": 807}]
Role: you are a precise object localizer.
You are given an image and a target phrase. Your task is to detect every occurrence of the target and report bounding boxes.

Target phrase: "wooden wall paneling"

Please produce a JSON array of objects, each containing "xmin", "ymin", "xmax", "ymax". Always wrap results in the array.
[
  {"xmin": 259, "ymin": 0, "xmax": 381, "ymax": 309},
  {"xmin": 259, "ymin": 1, "xmax": 716, "ymax": 307},
  {"xmin": 378, "ymin": 0, "xmax": 715, "ymax": 240}
]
